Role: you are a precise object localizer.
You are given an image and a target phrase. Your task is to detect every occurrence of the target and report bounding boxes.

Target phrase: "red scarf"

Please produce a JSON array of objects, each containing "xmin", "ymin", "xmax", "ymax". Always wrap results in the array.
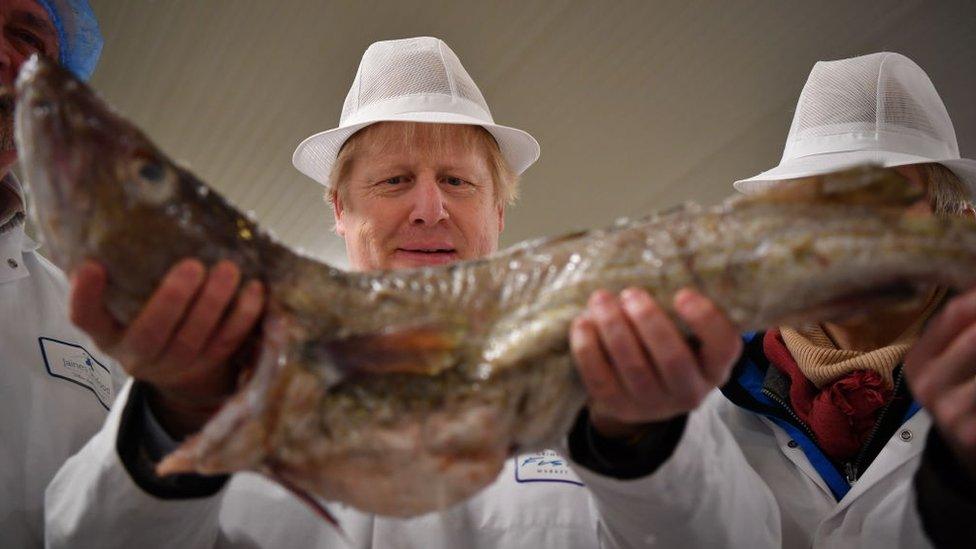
[{"xmin": 763, "ymin": 329, "xmax": 893, "ymax": 461}]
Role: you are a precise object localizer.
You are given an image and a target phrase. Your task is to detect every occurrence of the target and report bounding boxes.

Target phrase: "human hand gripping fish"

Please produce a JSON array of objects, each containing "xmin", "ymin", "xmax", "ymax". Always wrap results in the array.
[{"xmin": 16, "ymin": 55, "xmax": 976, "ymax": 521}]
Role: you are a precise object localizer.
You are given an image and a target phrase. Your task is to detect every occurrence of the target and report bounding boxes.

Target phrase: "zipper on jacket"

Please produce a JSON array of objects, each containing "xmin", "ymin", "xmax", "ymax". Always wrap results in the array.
[
  {"xmin": 761, "ymin": 387, "xmax": 818, "ymax": 443},
  {"xmin": 843, "ymin": 368, "xmax": 907, "ymax": 485}
]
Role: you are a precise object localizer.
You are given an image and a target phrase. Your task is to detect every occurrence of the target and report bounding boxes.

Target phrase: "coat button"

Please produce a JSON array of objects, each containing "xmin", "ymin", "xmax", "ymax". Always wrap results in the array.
[
  {"xmin": 787, "ymin": 440, "xmax": 799, "ymax": 449},
  {"xmin": 900, "ymin": 430, "xmax": 913, "ymax": 442},
  {"xmin": 7, "ymin": 258, "xmax": 17, "ymax": 269}
]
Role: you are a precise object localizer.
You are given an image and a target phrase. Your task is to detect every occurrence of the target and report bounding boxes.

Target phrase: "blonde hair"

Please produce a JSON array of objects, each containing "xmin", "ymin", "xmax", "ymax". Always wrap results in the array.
[
  {"xmin": 921, "ymin": 163, "xmax": 972, "ymax": 217},
  {"xmin": 326, "ymin": 122, "xmax": 519, "ymax": 207}
]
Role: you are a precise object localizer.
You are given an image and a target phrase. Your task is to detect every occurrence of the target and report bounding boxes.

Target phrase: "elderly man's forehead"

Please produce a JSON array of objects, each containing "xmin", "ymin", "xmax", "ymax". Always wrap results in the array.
[
  {"xmin": 362, "ymin": 122, "xmax": 484, "ymax": 149},
  {"xmin": 358, "ymin": 123, "xmax": 493, "ymax": 159}
]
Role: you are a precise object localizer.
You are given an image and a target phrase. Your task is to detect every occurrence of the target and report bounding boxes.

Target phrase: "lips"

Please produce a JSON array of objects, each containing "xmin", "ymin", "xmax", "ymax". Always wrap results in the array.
[
  {"xmin": 393, "ymin": 246, "xmax": 459, "ymax": 267},
  {"xmin": 402, "ymin": 247, "xmax": 455, "ymax": 253}
]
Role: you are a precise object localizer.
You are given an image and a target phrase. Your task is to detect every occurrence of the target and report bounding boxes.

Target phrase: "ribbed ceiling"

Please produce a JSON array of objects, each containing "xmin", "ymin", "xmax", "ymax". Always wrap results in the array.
[{"xmin": 85, "ymin": 0, "xmax": 976, "ymax": 267}]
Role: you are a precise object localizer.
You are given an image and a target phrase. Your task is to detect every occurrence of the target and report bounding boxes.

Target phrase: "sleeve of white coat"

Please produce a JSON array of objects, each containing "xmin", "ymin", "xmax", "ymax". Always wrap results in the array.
[
  {"xmin": 564, "ymin": 391, "xmax": 782, "ymax": 548},
  {"xmin": 914, "ymin": 427, "xmax": 976, "ymax": 547},
  {"xmin": 45, "ymin": 380, "xmax": 227, "ymax": 549}
]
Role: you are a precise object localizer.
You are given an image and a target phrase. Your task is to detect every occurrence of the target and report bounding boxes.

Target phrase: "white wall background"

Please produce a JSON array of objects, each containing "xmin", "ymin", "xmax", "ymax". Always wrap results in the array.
[{"xmin": 86, "ymin": 0, "xmax": 976, "ymax": 266}]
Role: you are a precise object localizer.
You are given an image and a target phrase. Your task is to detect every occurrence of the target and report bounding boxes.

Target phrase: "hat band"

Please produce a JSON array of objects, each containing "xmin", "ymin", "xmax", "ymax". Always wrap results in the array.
[
  {"xmin": 341, "ymin": 94, "xmax": 493, "ymax": 128},
  {"xmin": 783, "ymin": 128, "xmax": 956, "ymax": 163}
]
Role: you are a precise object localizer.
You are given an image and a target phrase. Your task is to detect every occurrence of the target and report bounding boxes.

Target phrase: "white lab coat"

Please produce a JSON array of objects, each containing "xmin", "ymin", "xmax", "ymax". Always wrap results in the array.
[
  {"xmin": 1, "ymin": 176, "xmax": 126, "ymax": 548},
  {"xmin": 46, "ymin": 370, "xmax": 942, "ymax": 549},
  {"xmin": 46, "ymin": 380, "xmax": 781, "ymax": 549}
]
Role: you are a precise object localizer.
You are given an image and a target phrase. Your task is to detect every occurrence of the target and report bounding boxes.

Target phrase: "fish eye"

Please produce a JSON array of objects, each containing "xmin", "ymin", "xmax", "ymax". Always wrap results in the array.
[
  {"xmin": 130, "ymin": 154, "xmax": 177, "ymax": 205},
  {"xmin": 138, "ymin": 159, "xmax": 166, "ymax": 183}
]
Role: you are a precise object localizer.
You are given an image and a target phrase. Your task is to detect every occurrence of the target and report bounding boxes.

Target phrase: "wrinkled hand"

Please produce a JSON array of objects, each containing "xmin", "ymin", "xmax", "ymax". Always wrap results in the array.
[
  {"xmin": 570, "ymin": 288, "xmax": 742, "ymax": 439},
  {"xmin": 905, "ymin": 287, "xmax": 976, "ymax": 480},
  {"xmin": 69, "ymin": 258, "xmax": 265, "ymax": 437}
]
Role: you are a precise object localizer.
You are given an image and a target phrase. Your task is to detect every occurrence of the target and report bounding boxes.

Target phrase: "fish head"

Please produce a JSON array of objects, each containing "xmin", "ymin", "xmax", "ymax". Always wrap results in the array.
[
  {"xmin": 13, "ymin": 54, "xmax": 264, "ymax": 323},
  {"xmin": 15, "ymin": 54, "xmax": 191, "ymax": 266}
]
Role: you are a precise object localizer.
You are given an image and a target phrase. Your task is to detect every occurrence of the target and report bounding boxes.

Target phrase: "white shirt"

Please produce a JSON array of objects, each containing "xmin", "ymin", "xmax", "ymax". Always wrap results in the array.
[{"xmin": 0, "ymin": 175, "xmax": 125, "ymax": 548}]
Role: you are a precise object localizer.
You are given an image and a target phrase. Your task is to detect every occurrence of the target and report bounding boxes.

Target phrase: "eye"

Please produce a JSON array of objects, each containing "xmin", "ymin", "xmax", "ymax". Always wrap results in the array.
[
  {"xmin": 444, "ymin": 176, "xmax": 467, "ymax": 187},
  {"xmin": 382, "ymin": 176, "xmax": 405, "ymax": 185},
  {"xmin": 130, "ymin": 154, "xmax": 177, "ymax": 205},
  {"xmin": 138, "ymin": 160, "xmax": 166, "ymax": 183},
  {"xmin": 12, "ymin": 29, "xmax": 48, "ymax": 55}
]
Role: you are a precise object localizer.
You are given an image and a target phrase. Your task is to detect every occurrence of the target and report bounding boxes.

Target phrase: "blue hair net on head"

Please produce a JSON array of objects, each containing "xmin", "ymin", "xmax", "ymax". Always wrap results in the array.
[{"xmin": 34, "ymin": 0, "xmax": 103, "ymax": 81}]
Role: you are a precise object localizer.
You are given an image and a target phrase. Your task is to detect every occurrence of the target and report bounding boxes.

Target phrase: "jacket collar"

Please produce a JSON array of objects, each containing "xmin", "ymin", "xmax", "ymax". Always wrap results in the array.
[
  {"xmin": 1, "ymin": 171, "xmax": 26, "ymax": 206},
  {"xmin": 1, "ymin": 173, "xmax": 41, "ymax": 284},
  {"xmin": 722, "ymin": 332, "xmax": 923, "ymax": 501}
]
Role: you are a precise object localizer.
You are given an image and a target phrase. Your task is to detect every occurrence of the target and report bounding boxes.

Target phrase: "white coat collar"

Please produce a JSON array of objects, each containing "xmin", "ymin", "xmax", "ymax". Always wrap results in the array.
[{"xmin": 1, "ymin": 173, "xmax": 41, "ymax": 284}]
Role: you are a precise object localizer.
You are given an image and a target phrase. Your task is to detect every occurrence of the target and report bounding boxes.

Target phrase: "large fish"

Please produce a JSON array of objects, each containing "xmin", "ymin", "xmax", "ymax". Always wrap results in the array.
[{"xmin": 14, "ymin": 54, "xmax": 976, "ymax": 518}]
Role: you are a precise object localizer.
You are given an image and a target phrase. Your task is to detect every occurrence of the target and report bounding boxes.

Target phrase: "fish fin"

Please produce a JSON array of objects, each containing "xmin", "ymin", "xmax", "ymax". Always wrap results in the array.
[
  {"xmin": 310, "ymin": 324, "xmax": 461, "ymax": 378},
  {"xmin": 267, "ymin": 467, "xmax": 348, "ymax": 541},
  {"xmin": 743, "ymin": 164, "xmax": 923, "ymax": 207},
  {"xmin": 156, "ymin": 435, "xmax": 201, "ymax": 476},
  {"xmin": 155, "ymin": 310, "xmax": 297, "ymax": 477}
]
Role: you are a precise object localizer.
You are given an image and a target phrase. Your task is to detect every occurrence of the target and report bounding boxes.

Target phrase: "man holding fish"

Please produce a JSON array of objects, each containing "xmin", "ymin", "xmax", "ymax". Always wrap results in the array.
[
  {"xmin": 0, "ymin": 1, "xmax": 125, "ymax": 548},
  {"xmin": 46, "ymin": 35, "xmax": 755, "ymax": 548},
  {"xmin": 46, "ymin": 36, "xmax": 975, "ymax": 549}
]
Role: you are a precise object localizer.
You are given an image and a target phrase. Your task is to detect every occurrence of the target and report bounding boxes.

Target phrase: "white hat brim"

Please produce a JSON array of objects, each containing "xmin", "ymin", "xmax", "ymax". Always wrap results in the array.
[
  {"xmin": 734, "ymin": 150, "xmax": 976, "ymax": 198},
  {"xmin": 292, "ymin": 112, "xmax": 540, "ymax": 187}
]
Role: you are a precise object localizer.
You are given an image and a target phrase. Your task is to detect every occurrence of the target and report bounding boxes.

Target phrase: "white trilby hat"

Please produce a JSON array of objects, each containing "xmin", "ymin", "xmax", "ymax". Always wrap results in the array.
[
  {"xmin": 293, "ymin": 36, "xmax": 540, "ymax": 187},
  {"xmin": 734, "ymin": 52, "xmax": 976, "ymax": 195}
]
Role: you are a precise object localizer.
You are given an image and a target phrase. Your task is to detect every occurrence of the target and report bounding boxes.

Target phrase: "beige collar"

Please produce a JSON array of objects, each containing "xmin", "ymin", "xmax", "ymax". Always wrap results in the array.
[{"xmin": 781, "ymin": 288, "xmax": 946, "ymax": 388}]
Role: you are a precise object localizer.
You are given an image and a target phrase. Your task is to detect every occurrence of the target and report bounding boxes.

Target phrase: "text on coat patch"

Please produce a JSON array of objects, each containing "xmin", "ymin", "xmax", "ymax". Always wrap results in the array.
[
  {"xmin": 515, "ymin": 450, "xmax": 584, "ymax": 486},
  {"xmin": 39, "ymin": 337, "xmax": 113, "ymax": 409}
]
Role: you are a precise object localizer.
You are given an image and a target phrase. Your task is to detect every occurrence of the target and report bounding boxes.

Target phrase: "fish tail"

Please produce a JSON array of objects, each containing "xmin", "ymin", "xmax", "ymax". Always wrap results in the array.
[{"xmin": 155, "ymin": 437, "xmax": 200, "ymax": 476}]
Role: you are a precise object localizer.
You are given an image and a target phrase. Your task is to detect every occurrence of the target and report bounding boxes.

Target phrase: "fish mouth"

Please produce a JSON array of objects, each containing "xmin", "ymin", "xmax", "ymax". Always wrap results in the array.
[
  {"xmin": 0, "ymin": 85, "xmax": 15, "ymax": 160},
  {"xmin": 17, "ymin": 89, "xmax": 71, "ymax": 204},
  {"xmin": 13, "ymin": 56, "xmax": 95, "ymax": 253}
]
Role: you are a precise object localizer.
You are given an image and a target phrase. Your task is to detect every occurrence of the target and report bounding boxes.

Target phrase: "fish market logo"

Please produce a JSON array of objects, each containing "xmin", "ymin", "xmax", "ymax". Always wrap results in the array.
[
  {"xmin": 522, "ymin": 455, "xmax": 564, "ymax": 468},
  {"xmin": 514, "ymin": 450, "xmax": 584, "ymax": 486},
  {"xmin": 39, "ymin": 337, "xmax": 113, "ymax": 409}
]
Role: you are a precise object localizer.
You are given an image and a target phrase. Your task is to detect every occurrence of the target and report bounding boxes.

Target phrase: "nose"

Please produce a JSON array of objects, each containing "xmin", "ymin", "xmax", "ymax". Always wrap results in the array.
[{"xmin": 409, "ymin": 175, "xmax": 449, "ymax": 226}]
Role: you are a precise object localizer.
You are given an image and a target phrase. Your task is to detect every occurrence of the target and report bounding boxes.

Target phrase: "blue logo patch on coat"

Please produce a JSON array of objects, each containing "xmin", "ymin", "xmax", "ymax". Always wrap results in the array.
[
  {"xmin": 39, "ymin": 337, "xmax": 113, "ymax": 409},
  {"xmin": 514, "ymin": 450, "xmax": 584, "ymax": 486}
]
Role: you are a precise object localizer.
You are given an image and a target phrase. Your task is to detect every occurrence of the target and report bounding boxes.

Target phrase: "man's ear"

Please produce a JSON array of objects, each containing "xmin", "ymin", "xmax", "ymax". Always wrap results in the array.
[{"xmin": 332, "ymin": 191, "xmax": 346, "ymax": 237}]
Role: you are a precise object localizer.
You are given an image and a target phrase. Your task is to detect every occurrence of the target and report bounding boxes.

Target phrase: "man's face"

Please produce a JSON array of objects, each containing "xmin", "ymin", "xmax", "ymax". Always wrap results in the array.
[
  {"xmin": 1, "ymin": 0, "xmax": 59, "ymax": 172},
  {"xmin": 333, "ymin": 122, "xmax": 505, "ymax": 272}
]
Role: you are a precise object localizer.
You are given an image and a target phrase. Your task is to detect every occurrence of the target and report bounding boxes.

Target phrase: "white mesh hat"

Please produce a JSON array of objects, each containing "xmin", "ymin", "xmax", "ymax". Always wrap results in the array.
[
  {"xmin": 293, "ymin": 36, "xmax": 540, "ymax": 187},
  {"xmin": 735, "ymin": 52, "xmax": 976, "ymax": 195}
]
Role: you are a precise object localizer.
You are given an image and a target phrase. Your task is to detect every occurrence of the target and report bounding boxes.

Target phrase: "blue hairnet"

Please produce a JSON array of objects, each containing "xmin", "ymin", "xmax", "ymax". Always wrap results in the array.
[{"xmin": 34, "ymin": 0, "xmax": 103, "ymax": 81}]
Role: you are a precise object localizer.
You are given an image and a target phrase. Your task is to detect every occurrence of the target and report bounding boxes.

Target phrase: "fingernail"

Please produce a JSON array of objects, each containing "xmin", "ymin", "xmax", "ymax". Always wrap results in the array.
[
  {"xmin": 674, "ymin": 289, "xmax": 701, "ymax": 315},
  {"xmin": 245, "ymin": 279, "xmax": 264, "ymax": 295},
  {"xmin": 215, "ymin": 260, "xmax": 240, "ymax": 282},
  {"xmin": 620, "ymin": 287, "xmax": 642, "ymax": 302},
  {"xmin": 177, "ymin": 259, "xmax": 204, "ymax": 281},
  {"xmin": 571, "ymin": 317, "xmax": 585, "ymax": 334},
  {"xmin": 590, "ymin": 290, "xmax": 611, "ymax": 307}
]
